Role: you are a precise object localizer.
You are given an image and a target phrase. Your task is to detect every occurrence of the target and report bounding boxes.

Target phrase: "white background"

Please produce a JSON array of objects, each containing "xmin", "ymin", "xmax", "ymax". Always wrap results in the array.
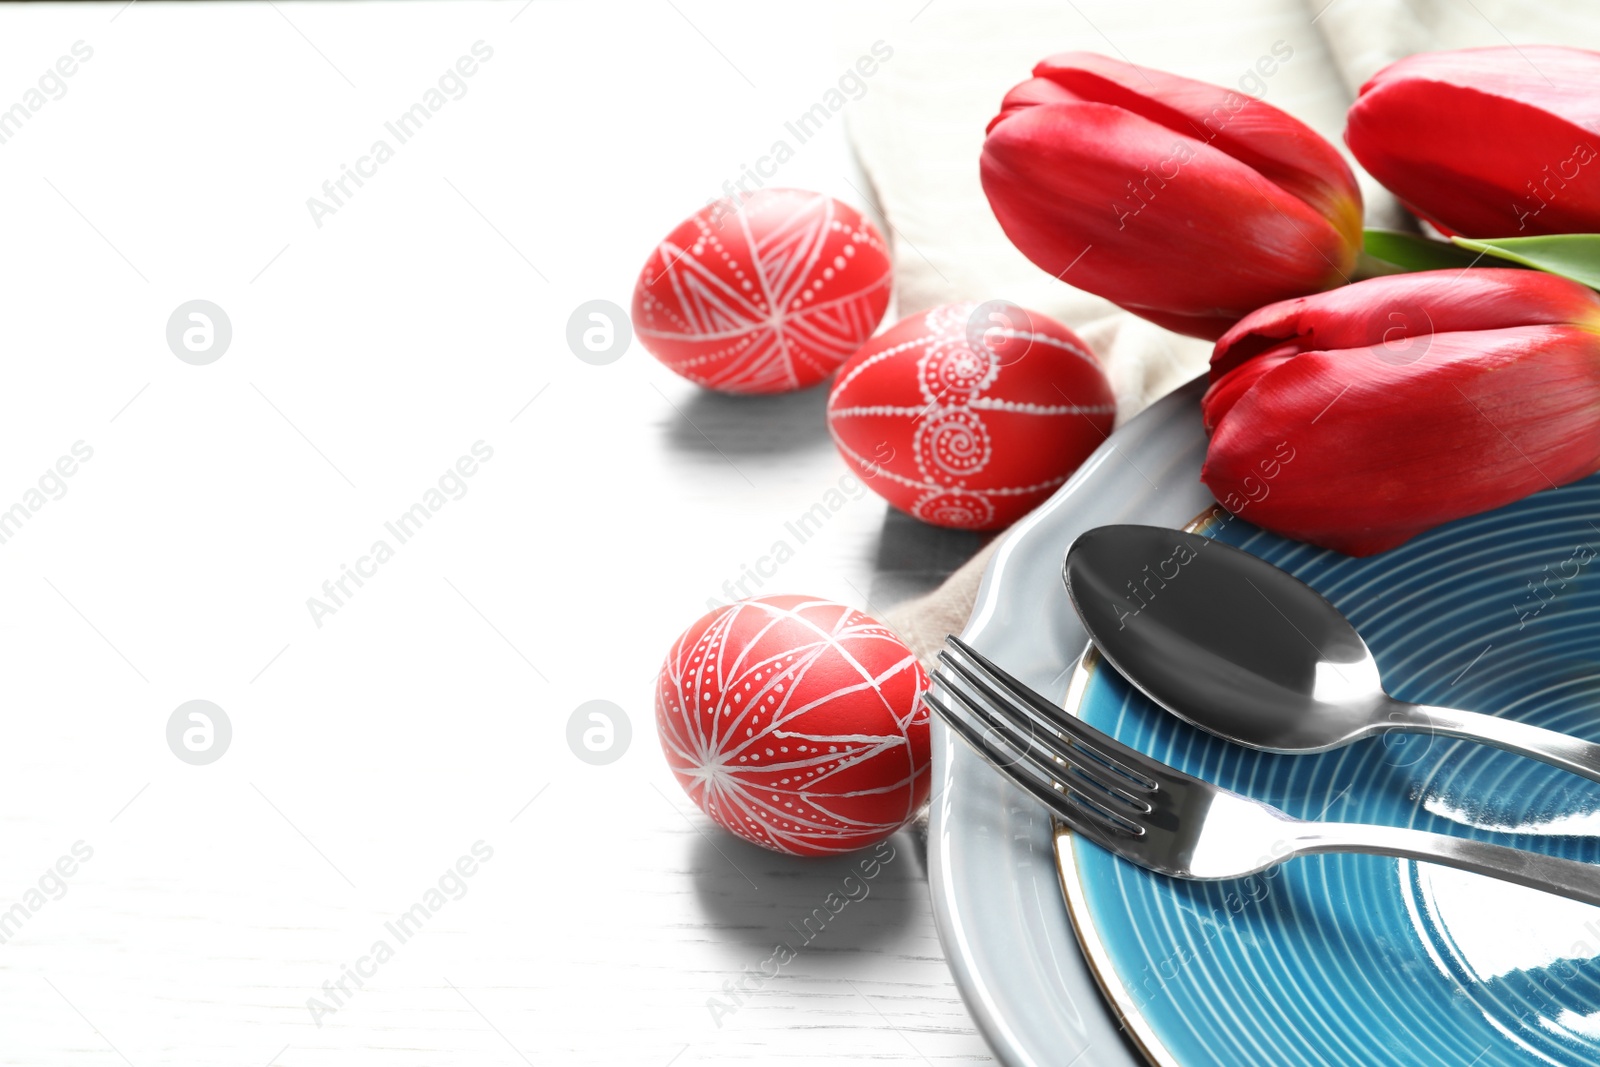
[{"xmin": 0, "ymin": 2, "xmax": 994, "ymax": 1064}]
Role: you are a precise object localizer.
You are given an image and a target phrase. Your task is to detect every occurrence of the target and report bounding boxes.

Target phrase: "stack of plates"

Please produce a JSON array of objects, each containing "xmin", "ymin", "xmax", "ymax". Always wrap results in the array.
[{"xmin": 934, "ymin": 377, "xmax": 1600, "ymax": 1066}]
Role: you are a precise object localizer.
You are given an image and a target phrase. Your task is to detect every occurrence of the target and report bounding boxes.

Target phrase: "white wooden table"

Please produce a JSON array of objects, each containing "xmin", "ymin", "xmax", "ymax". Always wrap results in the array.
[{"xmin": 0, "ymin": 2, "xmax": 995, "ymax": 1063}]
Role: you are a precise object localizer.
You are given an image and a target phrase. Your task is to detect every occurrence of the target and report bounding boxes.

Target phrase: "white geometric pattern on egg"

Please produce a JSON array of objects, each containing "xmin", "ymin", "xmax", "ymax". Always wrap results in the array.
[
  {"xmin": 827, "ymin": 301, "xmax": 1114, "ymax": 529},
  {"xmin": 633, "ymin": 189, "xmax": 892, "ymax": 393},
  {"xmin": 655, "ymin": 596, "xmax": 929, "ymax": 856}
]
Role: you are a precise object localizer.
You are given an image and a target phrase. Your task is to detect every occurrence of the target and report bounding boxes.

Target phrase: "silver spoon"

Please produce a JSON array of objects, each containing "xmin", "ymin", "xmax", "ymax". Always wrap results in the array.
[{"xmin": 1063, "ymin": 524, "xmax": 1600, "ymax": 783}]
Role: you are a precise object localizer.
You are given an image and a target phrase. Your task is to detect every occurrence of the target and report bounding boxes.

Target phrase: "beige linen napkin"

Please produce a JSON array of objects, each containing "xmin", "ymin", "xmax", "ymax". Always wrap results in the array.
[
  {"xmin": 855, "ymin": 0, "xmax": 1600, "ymax": 664},
  {"xmin": 1314, "ymin": 0, "xmax": 1600, "ymax": 93}
]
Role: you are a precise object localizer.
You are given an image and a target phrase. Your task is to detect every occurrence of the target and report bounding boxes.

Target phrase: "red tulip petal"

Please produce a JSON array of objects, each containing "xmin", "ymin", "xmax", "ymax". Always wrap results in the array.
[
  {"xmin": 1203, "ymin": 324, "xmax": 1600, "ymax": 555},
  {"xmin": 1201, "ymin": 340, "xmax": 1300, "ymax": 432},
  {"xmin": 991, "ymin": 75, "xmax": 1083, "ymax": 132},
  {"xmin": 981, "ymin": 100, "xmax": 1355, "ymax": 337},
  {"xmin": 1347, "ymin": 46, "xmax": 1600, "ymax": 237},
  {"xmin": 1032, "ymin": 52, "xmax": 1363, "ymax": 247},
  {"xmin": 1211, "ymin": 268, "xmax": 1600, "ymax": 378}
]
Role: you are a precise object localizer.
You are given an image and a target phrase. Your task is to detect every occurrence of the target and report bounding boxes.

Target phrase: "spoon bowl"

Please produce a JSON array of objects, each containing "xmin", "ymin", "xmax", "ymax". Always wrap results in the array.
[{"xmin": 1063, "ymin": 524, "xmax": 1600, "ymax": 783}]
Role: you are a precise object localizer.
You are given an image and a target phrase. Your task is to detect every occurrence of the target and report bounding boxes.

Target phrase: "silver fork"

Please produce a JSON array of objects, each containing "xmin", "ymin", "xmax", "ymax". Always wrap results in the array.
[{"xmin": 926, "ymin": 636, "xmax": 1600, "ymax": 906}]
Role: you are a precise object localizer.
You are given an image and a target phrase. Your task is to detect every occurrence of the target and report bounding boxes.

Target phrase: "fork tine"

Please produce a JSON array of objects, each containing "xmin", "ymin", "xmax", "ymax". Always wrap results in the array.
[
  {"xmin": 946, "ymin": 635, "xmax": 1160, "ymax": 790},
  {"xmin": 922, "ymin": 687, "xmax": 1141, "ymax": 842},
  {"xmin": 930, "ymin": 671, "xmax": 1146, "ymax": 835},
  {"xmin": 928, "ymin": 675, "xmax": 1152, "ymax": 844},
  {"xmin": 934, "ymin": 657, "xmax": 1155, "ymax": 817}
]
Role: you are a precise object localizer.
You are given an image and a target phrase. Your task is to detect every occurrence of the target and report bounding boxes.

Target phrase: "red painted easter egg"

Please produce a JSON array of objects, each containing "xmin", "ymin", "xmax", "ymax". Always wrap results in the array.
[
  {"xmin": 655, "ymin": 595, "xmax": 930, "ymax": 856},
  {"xmin": 632, "ymin": 189, "xmax": 892, "ymax": 393},
  {"xmin": 826, "ymin": 301, "xmax": 1115, "ymax": 529}
]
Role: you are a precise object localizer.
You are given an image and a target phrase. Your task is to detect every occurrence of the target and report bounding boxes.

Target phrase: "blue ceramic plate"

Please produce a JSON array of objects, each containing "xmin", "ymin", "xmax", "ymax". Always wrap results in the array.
[{"xmin": 1059, "ymin": 475, "xmax": 1600, "ymax": 1067}]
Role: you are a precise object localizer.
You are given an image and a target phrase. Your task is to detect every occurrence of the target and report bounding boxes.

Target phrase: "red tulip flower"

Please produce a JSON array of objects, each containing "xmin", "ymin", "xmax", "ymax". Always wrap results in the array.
[
  {"xmin": 1346, "ymin": 46, "xmax": 1600, "ymax": 237},
  {"xmin": 1201, "ymin": 269, "xmax": 1600, "ymax": 556},
  {"xmin": 980, "ymin": 52, "xmax": 1363, "ymax": 339}
]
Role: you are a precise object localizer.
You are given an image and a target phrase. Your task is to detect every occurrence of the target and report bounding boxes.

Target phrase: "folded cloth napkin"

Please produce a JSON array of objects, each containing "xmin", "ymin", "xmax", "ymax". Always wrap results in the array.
[{"xmin": 852, "ymin": 0, "xmax": 1600, "ymax": 665}]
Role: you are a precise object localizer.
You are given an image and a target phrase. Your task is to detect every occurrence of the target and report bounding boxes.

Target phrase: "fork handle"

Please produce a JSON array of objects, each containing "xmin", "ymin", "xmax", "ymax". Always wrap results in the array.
[
  {"xmin": 1292, "ymin": 821, "xmax": 1600, "ymax": 907},
  {"xmin": 1390, "ymin": 703, "xmax": 1600, "ymax": 786}
]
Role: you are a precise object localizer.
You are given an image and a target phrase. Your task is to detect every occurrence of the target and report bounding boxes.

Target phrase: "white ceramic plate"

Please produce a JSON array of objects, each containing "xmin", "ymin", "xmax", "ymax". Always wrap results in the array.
[{"xmin": 929, "ymin": 376, "xmax": 1214, "ymax": 1067}]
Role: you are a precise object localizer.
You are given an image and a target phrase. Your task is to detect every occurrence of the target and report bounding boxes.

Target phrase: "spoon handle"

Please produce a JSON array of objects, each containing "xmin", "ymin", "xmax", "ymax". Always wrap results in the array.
[{"xmin": 1392, "ymin": 703, "xmax": 1600, "ymax": 785}]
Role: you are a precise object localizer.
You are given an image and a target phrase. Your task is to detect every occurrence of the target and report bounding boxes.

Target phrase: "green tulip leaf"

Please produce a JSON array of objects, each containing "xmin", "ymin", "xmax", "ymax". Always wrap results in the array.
[
  {"xmin": 1450, "ymin": 234, "xmax": 1600, "ymax": 289},
  {"xmin": 1360, "ymin": 230, "xmax": 1483, "ymax": 272}
]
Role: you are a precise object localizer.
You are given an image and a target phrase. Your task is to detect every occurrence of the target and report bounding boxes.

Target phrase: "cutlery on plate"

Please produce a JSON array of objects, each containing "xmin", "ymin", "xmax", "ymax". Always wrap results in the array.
[
  {"xmin": 926, "ymin": 636, "xmax": 1600, "ymax": 905},
  {"xmin": 1063, "ymin": 524, "xmax": 1600, "ymax": 785}
]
